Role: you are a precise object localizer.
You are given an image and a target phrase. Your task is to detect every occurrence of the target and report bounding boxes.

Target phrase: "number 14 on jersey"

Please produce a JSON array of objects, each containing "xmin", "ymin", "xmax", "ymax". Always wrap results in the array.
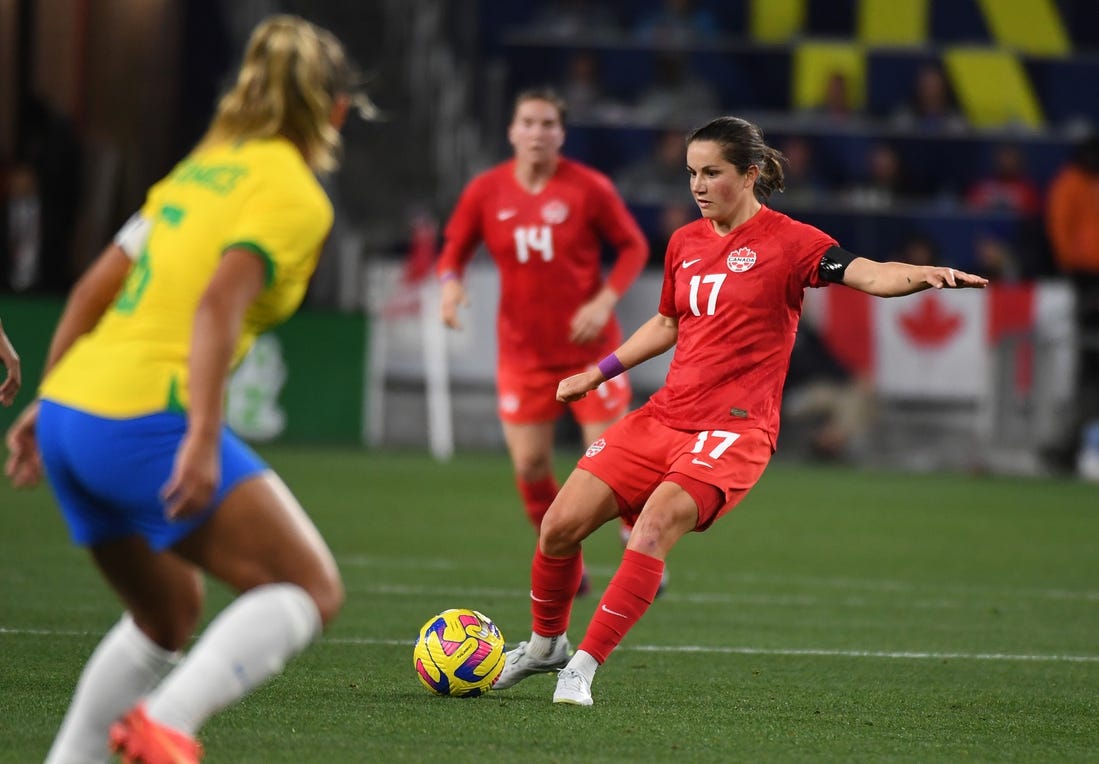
[{"xmin": 514, "ymin": 225, "xmax": 554, "ymax": 263}]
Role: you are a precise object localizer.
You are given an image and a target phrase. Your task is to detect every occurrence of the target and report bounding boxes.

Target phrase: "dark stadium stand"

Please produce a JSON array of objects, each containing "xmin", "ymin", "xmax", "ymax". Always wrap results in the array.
[{"xmin": 471, "ymin": 0, "xmax": 1099, "ymax": 278}]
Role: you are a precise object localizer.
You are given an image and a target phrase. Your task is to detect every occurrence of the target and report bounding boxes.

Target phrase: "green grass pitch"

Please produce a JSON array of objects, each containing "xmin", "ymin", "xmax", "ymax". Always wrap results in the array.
[{"xmin": 1, "ymin": 447, "xmax": 1097, "ymax": 762}]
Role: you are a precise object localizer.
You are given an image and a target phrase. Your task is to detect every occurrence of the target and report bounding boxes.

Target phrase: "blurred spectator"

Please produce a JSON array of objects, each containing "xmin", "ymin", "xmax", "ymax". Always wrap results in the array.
[
  {"xmin": 973, "ymin": 233, "xmax": 1022, "ymax": 282},
  {"xmin": 632, "ymin": 52, "xmax": 719, "ymax": 126},
  {"xmin": 783, "ymin": 323, "xmax": 876, "ymax": 461},
  {"xmin": 770, "ymin": 136, "xmax": 825, "ymax": 209},
  {"xmin": 1046, "ymin": 133, "xmax": 1099, "ymax": 474},
  {"xmin": 557, "ymin": 51, "xmax": 627, "ymax": 123},
  {"xmin": 893, "ymin": 232, "xmax": 942, "ymax": 266},
  {"xmin": 16, "ymin": 96, "xmax": 84, "ymax": 291},
  {"xmin": 891, "ymin": 63, "xmax": 967, "ymax": 133},
  {"xmin": 966, "ymin": 143, "xmax": 1042, "ymax": 217},
  {"xmin": 1046, "ymin": 134, "xmax": 1099, "ymax": 276},
  {"xmin": 646, "ymin": 201, "xmax": 696, "ymax": 262},
  {"xmin": 614, "ymin": 129, "xmax": 691, "ymax": 204},
  {"xmin": 526, "ymin": 0, "xmax": 622, "ymax": 40},
  {"xmin": 632, "ymin": 0, "xmax": 722, "ymax": 45},
  {"xmin": 803, "ymin": 70, "xmax": 859, "ymax": 125},
  {"xmin": 4, "ymin": 165, "xmax": 41, "ymax": 291},
  {"xmin": 844, "ymin": 143, "xmax": 917, "ymax": 210}
]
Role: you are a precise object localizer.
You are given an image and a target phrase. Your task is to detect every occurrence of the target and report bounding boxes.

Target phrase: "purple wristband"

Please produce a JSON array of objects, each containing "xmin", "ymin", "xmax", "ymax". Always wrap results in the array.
[
  {"xmin": 597, "ymin": 353, "xmax": 626, "ymax": 380},
  {"xmin": 439, "ymin": 271, "xmax": 459, "ymax": 284}
]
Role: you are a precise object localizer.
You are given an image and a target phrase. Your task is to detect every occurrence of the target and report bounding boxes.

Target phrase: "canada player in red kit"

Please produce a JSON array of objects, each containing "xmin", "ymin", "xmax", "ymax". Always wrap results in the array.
[
  {"xmin": 437, "ymin": 88, "xmax": 648, "ymax": 591},
  {"xmin": 493, "ymin": 116, "xmax": 988, "ymax": 706}
]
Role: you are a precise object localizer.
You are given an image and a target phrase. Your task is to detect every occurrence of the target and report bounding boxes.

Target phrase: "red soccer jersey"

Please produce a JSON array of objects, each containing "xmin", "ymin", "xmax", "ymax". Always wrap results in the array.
[
  {"xmin": 436, "ymin": 158, "xmax": 648, "ymax": 372},
  {"xmin": 647, "ymin": 206, "xmax": 837, "ymax": 443}
]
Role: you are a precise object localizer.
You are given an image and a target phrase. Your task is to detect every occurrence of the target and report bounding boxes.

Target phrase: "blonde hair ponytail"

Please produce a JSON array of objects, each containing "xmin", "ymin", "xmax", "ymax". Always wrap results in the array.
[{"xmin": 200, "ymin": 15, "xmax": 353, "ymax": 173}]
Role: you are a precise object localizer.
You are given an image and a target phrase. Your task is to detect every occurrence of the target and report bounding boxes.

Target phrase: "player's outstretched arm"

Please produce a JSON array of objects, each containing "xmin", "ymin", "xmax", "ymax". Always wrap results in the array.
[
  {"xmin": 0, "ymin": 319, "xmax": 20, "ymax": 406},
  {"xmin": 842, "ymin": 257, "xmax": 988, "ymax": 297},
  {"xmin": 4, "ymin": 244, "xmax": 131, "ymax": 488},
  {"xmin": 557, "ymin": 313, "xmax": 678, "ymax": 402},
  {"xmin": 4, "ymin": 401, "xmax": 42, "ymax": 488},
  {"xmin": 46, "ymin": 245, "xmax": 134, "ymax": 372}
]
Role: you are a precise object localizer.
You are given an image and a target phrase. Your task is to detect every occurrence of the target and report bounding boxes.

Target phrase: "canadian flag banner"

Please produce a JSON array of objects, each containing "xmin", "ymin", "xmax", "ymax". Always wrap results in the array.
[
  {"xmin": 381, "ymin": 214, "xmax": 439, "ymax": 319},
  {"xmin": 877, "ymin": 289, "xmax": 988, "ymax": 398},
  {"xmin": 805, "ymin": 282, "xmax": 1074, "ymax": 400}
]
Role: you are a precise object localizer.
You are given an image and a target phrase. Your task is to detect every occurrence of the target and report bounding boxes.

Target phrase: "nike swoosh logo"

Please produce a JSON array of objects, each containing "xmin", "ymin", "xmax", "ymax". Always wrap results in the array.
[
  {"xmin": 691, "ymin": 458, "xmax": 714, "ymax": 468},
  {"xmin": 497, "ymin": 209, "xmax": 518, "ymax": 220},
  {"xmin": 682, "ymin": 258, "xmax": 702, "ymax": 269},
  {"xmin": 600, "ymin": 604, "xmax": 628, "ymax": 618},
  {"xmin": 530, "ymin": 591, "xmax": 554, "ymax": 603}
]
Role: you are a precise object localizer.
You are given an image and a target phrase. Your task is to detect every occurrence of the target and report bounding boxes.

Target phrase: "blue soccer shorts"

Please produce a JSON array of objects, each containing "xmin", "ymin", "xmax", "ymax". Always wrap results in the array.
[{"xmin": 36, "ymin": 399, "xmax": 268, "ymax": 551}]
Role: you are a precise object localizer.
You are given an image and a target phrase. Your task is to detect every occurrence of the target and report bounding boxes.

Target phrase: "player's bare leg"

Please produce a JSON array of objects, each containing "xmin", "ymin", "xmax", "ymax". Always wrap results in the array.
[
  {"xmin": 503, "ymin": 420, "xmax": 599, "ymax": 595},
  {"xmin": 118, "ymin": 472, "xmax": 342, "ymax": 745},
  {"xmin": 44, "ymin": 540, "xmax": 202, "ymax": 763},
  {"xmin": 579, "ymin": 416, "xmax": 669, "ymax": 597}
]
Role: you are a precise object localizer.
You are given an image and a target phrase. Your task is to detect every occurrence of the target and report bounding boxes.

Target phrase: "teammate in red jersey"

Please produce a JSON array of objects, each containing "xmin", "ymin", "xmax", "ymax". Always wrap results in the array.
[
  {"xmin": 436, "ymin": 88, "xmax": 649, "ymax": 593},
  {"xmin": 492, "ymin": 115, "xmax": 988, "ymax": 706}
]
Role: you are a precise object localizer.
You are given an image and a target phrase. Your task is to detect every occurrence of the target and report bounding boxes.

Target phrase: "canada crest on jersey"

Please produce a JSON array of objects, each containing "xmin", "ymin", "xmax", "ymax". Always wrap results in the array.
[
  {"xmin": 500, "ymin": 393, "xmax": 521, "ymax": 414},
  {"xmin": 726, "ymin": 247, "xmax": 757, "ymax": 273},
  {"xmin": 541, "ymin": 199, "xmax": 569, "ymax": 225}
]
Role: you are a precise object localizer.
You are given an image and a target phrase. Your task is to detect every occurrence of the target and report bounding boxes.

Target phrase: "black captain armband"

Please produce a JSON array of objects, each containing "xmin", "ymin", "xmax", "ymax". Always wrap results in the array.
[{"xmin": 818, "ymin": 246, "xmax": 858, "ymax": 284}]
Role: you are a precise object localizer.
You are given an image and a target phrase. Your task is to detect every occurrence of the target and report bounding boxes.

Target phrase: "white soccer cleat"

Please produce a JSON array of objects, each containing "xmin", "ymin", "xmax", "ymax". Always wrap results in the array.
[
  {"xmin": 493, "ymin": 636, "xmax": 572, "ymax": 690},
  {"xmin": 552, "ymin": 666, "xmax": 593, "ymax": 706}
]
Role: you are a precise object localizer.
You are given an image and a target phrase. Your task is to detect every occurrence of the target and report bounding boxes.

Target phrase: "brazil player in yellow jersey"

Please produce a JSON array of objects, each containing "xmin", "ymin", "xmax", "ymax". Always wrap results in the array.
[{"xmin": 4, "ymin": 16, "xmax": 371, "ymax": 763}]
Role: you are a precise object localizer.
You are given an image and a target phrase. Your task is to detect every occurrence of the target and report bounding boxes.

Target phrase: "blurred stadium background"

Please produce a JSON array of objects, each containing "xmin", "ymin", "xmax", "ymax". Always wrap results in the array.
[
  {"xmin": 4, "ymin": 4, "xmax": 1099, "ymax": 761},
  {"xmin": 3, "ymin": 0, "xmax": 1099, "ymax": 477}
]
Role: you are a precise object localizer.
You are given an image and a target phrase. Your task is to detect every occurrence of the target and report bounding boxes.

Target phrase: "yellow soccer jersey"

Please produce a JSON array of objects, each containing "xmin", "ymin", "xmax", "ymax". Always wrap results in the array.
[{"xmin": 41, "ymin": 137, "xmax": 333, "ymax": 417}]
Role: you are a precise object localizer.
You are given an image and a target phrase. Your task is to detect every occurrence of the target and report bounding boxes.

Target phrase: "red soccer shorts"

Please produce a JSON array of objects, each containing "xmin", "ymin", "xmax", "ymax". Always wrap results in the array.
[
  {"xmin": 577, "ymin": 405, "xmax": 773, "ymax": 531},
  {"xmin": 497, "ymin": 364, "xmax": 631, "ymax": 425}
]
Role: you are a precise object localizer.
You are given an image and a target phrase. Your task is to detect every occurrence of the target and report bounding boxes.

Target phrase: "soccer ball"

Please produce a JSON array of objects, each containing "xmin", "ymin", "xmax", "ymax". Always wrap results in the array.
[{"xmin": 413, "ymin": 608, "xmax": 506, "ymax": 697}]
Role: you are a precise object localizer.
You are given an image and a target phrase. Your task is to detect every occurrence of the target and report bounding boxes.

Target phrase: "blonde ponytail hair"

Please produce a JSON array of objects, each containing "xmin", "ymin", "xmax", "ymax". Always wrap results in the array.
[{"xmin": 199, "ymin": 15, "xmax": 353, "ymax": 174}]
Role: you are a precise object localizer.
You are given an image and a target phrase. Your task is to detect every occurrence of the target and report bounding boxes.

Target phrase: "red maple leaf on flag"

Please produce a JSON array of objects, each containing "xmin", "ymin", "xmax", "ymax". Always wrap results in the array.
[
  {"xmin": 382, "ymin": 213, "xmax": 439, "ymax": 319},
  {"xmin": 898, "ymin": 292, "xmax": 963, "ymax": 347},
  {"xmin": 400, "ymin": 213, "xmax": 438, "ymax": 286}
]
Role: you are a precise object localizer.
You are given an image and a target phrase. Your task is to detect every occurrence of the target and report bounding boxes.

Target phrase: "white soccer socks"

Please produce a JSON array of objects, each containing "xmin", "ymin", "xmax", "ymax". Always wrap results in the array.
[
  {"xmin": 144, "ymin": 583, "xmax": 321, "ymax": 735},
  {"xmin": 45, "ymin": 613, "xmax": 180, "ymax": 764}
]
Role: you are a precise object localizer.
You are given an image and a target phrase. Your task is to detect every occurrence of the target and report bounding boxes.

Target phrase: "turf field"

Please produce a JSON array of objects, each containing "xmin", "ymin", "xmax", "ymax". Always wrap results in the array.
[{"xmin": 1, "ymin": 446, "xmax": 1097, "ymax": 763}]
